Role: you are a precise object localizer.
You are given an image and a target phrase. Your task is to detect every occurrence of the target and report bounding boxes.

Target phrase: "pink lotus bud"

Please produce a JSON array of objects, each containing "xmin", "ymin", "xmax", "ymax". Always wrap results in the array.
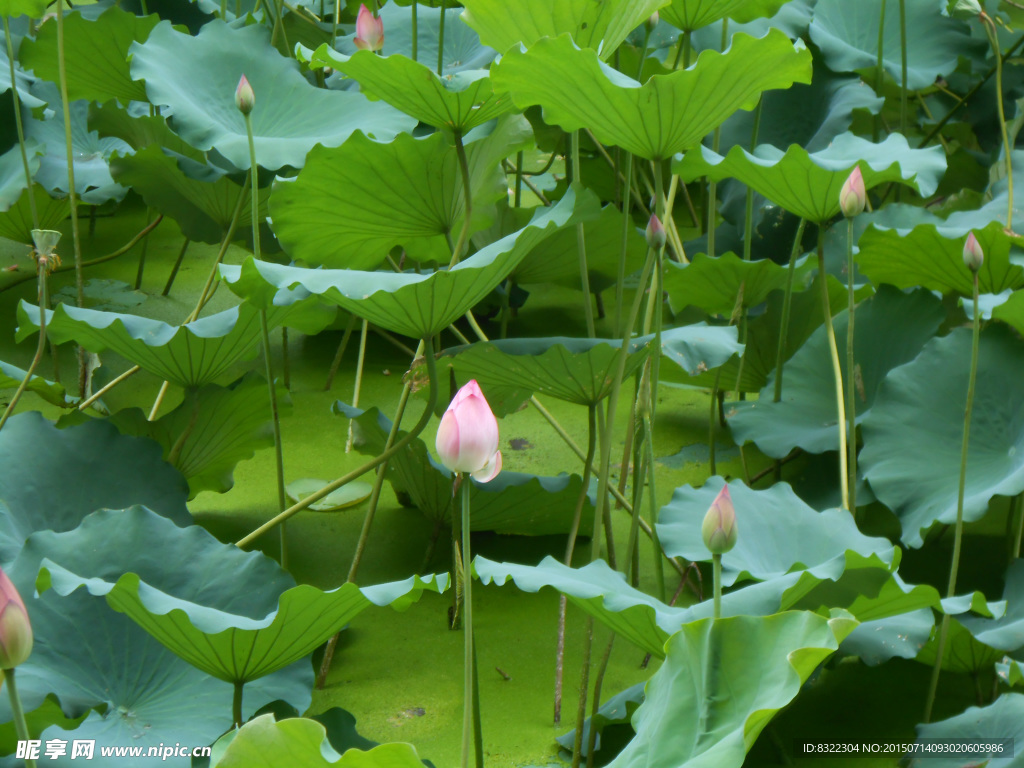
[
  {"xmin": 646, "ymin": 214, "xmax": 666, "ymax": 251},
  {"xmin": 235, "ymin": 74, "xmax": 254, "ymax": 116},
  {"xmin": 354, "ymin": 4, "xmax": 384, "ymax": 52},
  {"xmin": 701, "ymin": 485, "xmax": 737, "ymax": 555},
  {"xmin": 963, "ymin": 231, "xmax": 984, "ymax": 272},
  {"xmin": 0, "ymin": 568, "xmax": 32, "ymax": 669},
  {"xmin": 436, "ymin": 379, "xmax": 502, "ymax": 482},
  {"xmin": 839, "ymin": 166, "xmax": 866, "ymax": 218}
]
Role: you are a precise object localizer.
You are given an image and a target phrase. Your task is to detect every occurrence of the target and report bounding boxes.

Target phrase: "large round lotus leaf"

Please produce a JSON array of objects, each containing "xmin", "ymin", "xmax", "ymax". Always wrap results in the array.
[
  {"xmin": 491, "ymin": 30, "xmax": 812, "ymax": 161},
  {"xmin": 660, "ymin": 0, "xmax": 787, "ymax": 31},
  {"xmin": 606, "ymin": 611, "xmax": 856, "ymax": 768},
  {"xmin": 860, "ymin": 325, "xmax": 1024, "ymax": 547},
  {"xmin": 908, "ymin": 694, "xmax": 1024, "ymax": 768},
  {"xmin": 809, "ymin": 0, "xmax": 984, "ymax": 90},
  {"xmin": 674, "ymin": 133, "xmax": 946, "ymax": 223},
  {"xmin": 857, "ymin": 219, "xmax": 1024, "ymax": 296},
  {"xmin": 460, "ymin": 0, "xmax": 664, "ymax": 58},
  {"xmin": 16, "ymin": 299, "xmax": 330, "ymax": 388},
  {"xmin": 19, "ymin": 7, "xmax": 159, "ymax": 105},
  {"xmin": 727, "ymin": 286, "xmax": 945, "ymax": 458},
  {"xmin": 657, "ymin": 477, "xmax": 897, "ymax": 585},
  {"xmin": 304, "ymin": 45, "xmax": 511, "ymax": 132},
  {"xmin": 0, "ymin": 141, "xmax": 39, "ymax": 212},
  {"xmin": 211, "ymin": 715, "xmax": 424, "ymax": 768},
  {"xmin": 659, "ymin": 324, "xmax": 744, "ymax": 376},
  {"xmin": 269, "ymin": 117, "xmax": 532, "ymax": 269},
  {"xmin": 339, "ymin": 403, "xmax": 596, "ymax": 536},
  {"xmin": 128, "ymin": 21, "xmax": 414, "ymax": 171},
  {"xmin": 37, "ymin": 507, "xmax": 447, "ymax": 684},
  {"xmin": 0, "ymin": 513, "xmax": 307, "ymax": 764},
  {"xmin": 223, "ymin": 188, "xmax": 598, "ymax": 339},
  {"xmin": 0, "ymin": 412, "xmax": 189, "ymax": 566},
  {"xmin": 663, "ymin": 252, "xmax": 815, "ymax": 316}
]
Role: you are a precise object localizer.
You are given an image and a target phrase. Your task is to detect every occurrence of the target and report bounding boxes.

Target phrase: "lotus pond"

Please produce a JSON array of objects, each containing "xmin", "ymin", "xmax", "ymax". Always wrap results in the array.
[{"xmin": 0, "ymin": 0, "xmax": 1022, "ymax": 765}]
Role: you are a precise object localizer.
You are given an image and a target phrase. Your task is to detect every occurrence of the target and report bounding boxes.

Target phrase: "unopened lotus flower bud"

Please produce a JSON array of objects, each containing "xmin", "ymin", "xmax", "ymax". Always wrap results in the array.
[
  {"xmin": 235, "ymin": 74, "xmax": 254, "ymax": 116},
  {"xmin": 839, "ymin": 166, "xmax": 866, "ymax": 218},
  {"xmin": 963, "ymin": 231, "xmax": 984, "ymax": 272},
  {"xmin": 436, "ymin": 379, "xmax": 502, "ymax": 482},
  {"xmin": 354, "ymin": 3, "xmax": 384, "ymax": 52},
  {"xmin": 646, "ymin": 214, "xmax": 666, "ymax": 251},
  {"xmin": 701, "ymin": 485, "xmax": 737, "ymax": 555},
  {"xmin": 645, "ymin": 11, "xmax": 659, "ymax": 32},
  {"xmin": 0, "ymin": 568, "xmax": 32, "ymax": 669}
]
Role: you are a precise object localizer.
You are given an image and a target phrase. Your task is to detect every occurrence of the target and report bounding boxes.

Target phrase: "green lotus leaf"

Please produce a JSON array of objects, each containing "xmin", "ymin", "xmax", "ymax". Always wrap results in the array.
[
  {"xmin": 339, "ymin": 402, "xmax": 595, "ymax": 536},
  {"xmin": 664, "ymin": 252, "xmax": 816, "ymax": 316},
  {"xmin": 129, "ymin": 20, "xmax": 415, "ymax": 171},
  {"xmin": 555, "ymin": 681, "xmax": 644, "ymax": 760},
  {"xmin": 87, "ymin": 100, "xmax": 207, "ymax": 161},
  {"xmin": 907, "ymin": 694, "xmax": 1024, "ymax": 768},
  {"xmin": 970, "ymin": 288, "xmax": 1024, "ymax": 335},
  {"xmin": 25, "ymin": 83, "xmax": 131, "ymax": 206},
  {"xmin": 660, "ymin": 0, "xmax": 788, "ymax": 31},
  {"xmin": 0, "ymin": 516, "xmax": 306, "ymax": 762},
  {"xmin": 856, "ymin": 219, "xmax": 1024, "ymax": 296},
  {"xmin": 727, "ymin": 286, "xmax": 945, "ymax": 458},
  {"xmin": 657, "ymin": 476, "xmax": 897, "ymax": 585},
  {"xmin": 304, "ymin": 46, "xmax": 512, "ymax": 132},
  {"xmin": 0, "ymin": 140, "xmax": 40, "ymax": 212},
  {"xmin": 491, "ymin": 30, "xmax": 812, "ymax": 160},
  {"xmin": 915, "ymin": 619, "xmax": 1005, "ymax": 674},
  {"xmin": 19, "ymin": 7, "xmax": 159, "ymax": 105},
  {"xmin": 211, "ymin": 715, "xmax": 424, "ymax": 768},
  {"xmin": 285, "ymin": 479, "xmax": 373, "ymax": 512},
  {"xmin": 861, "ymin": 325, "xmax": 1024, "ymax": 547},
  {"xmin": 607, "ymin": 611, "xmax": 856, "ymax": 768},
  {"xmin": 37, "ymin": 507, "xmax": 447, "ymax": 684},
  {"xmin": 674, "ymin": 133, "xmax": 946, "ymax": 223},
  {"xmin": 223, "ymin": 187, "xmax": 598, "ymax": 339},
  {"xmin": 108, "ymin": 373, "xmax": 291, "ymax": 498},
  {"xmin": 997, "ymin": 658, "xmax": 1024, "ymax": 688},
  {"xmin": 0, "ymin": 46, "xmax": 47, "ymax": 113},
  {"xmin": 16, "ymin": 299, "xmax": 331, "ymax": 388},
  {"xmin": 0, "ymin": 0, "xmax": 46, "ymax": 19},
  {"xmin": 934, "ymin": 560, "xmax": 1024, "ymax": 664},
  {"xmin": 511, "ymin": 202, "xmax": 646, "ymax": 292},
  {"xmin": 269, "ymin": 116, "xmax": 532, "ymax": 269},
  {"xmin": 0, "ymin": 358, "xmax": 74, "ymax": 408},
  {"xmin": 0, "ymin": 185, "xmax": 70, "ymax": 245},
  {"xmin": 109, "ymin": 146, "xmax": 270, "ymax": 246},
  {"xmin": 0, "ymin": 412, "xmax": 190, "ymax": 566},
  {"xmin": 658, "ymin": 324, "xmax": 744, "ymax": 375},
  {"xmin": 809, "ymin": 0, "xmax": 983, "ymax": 90},
  {"xmin": 840, "ymin": 610, "xmax": 935, "ymax": 666},
  {"xmin": 460, "ymin": 0, "xmax": 665, "ymax": 58}
]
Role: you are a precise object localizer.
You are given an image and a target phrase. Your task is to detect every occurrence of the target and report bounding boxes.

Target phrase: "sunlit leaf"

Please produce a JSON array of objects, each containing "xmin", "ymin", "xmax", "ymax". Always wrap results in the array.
[{"xmin": 661, "ymin": 0, "xmax": 788, "ymax": 32}]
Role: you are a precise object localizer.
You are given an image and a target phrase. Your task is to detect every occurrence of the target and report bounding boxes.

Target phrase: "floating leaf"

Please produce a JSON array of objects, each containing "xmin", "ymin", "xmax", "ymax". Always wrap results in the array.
[
  {"xmin": 222, "ymin": 187, "xmax": 598, "ymax": 339},
  {"xmin": 285, "ymin": 479, "xmax": 373, "ymax": 512},
  {"xmin": 674, "ymin": 132, "xmax": 946, "ymax": 222},
  {"xmin": 727, "ymin": 286, "xmax": 945, "ymax": 458},
  {"xmin": 861, "ymin": 325, "xmax": 1024, "ymax": 547},
  {"xmin": 269, "ymin": 116, "xmax": 532, "ymax": 269},
  {"xmin": 460, "ymin": 0, "xmax": 665, "ymax": 58},
  {"xmin": 606, "ymin": 611, "xmax": 856, "ymax": 768},
  {"xmin": 660, "ymin": 0, "xmax": 788, "ymax": 31},
  {"xmin": 906, "ymin": 694, "xmax": 1024, "ymax": 768},
  {"xmin": 129, "ymin": 20, "xmax": 415, "ymax": 171},
  {"xmin": 491, "ymin": 30, "xmax": 812, "ymax": 160}
]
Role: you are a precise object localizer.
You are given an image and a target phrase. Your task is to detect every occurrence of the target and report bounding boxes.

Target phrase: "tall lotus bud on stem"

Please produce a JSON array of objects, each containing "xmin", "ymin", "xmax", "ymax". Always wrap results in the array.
[
  {"xmin": 963, "ymin": 232, "xmax": 984, "ymax": 272},
  {"xmin": 235, "ymin": 74, "xmax": 254, "ymax": 116},
  {"xmin": 645, "ymin": 11, "xmax": 659, "ymax": 33},
  {"xmin": 839, "ymin": 166, "xmax": 866, "ymax": 218},
  {"xmin": 0, "ymin": 569, "xmax": 32, "ymax": 670},
  {"xmin": 436, "ymin": 379, "xmax": 502, "ymax": 482},
  {"xmin": 354, "ymin": 3, "xmax": 384, "ymax": 52},
  {"xmin": 701, "ymin": 485, "xmax": 737, "ymax": 555},
  {"xmin": 646, "ymin": 214, "xmax": 666, "ymax": 251}
]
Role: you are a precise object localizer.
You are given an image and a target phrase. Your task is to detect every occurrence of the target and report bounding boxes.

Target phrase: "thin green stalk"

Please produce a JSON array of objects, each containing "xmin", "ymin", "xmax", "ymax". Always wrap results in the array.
[
  {"xmin": 56, "ymin": 0, "xmax": 87, "ymax": 395},
  {"xmin": 232, "ymin": 680, "xmax": 244, "ymax": 728},
  {"xmin": 331, "ymin": 0, "xmax": 339, "ymax": 45},
  {"xmin": 924, "ymin": 272, "xmax": 981, "ymax": 723},
  {"xmin": 514, "ymin": 150, "xmax": 523, "ymax": 207},
  {"xmin": 570, "ymin": 616, "xmax": 595, "ymax": 768},
  {"xmin": 5, "ymin": 669, "xmax": 37, "ymax": 768},
  {"xmin": 712, "ymin": 553, "xmax": 722, "ymax": 619},
  {"xmin": 846, "ymin": 218, "xmax": 858, "ymax": 514},
  {"xmin": 134, "ymin": 208, "xmax": 153, "ymax": 289},
  {"xmin": 411, "ymin": 1, "xmax": 418, "ymax": 61},
  {"xmin": 0, "ymin": 254, "xmax": 48, "ymax": 433},
  {"xmin": 874, "ymin": 0, "xmax": 887, "ymax": 142},
  {"xmin": 460, "ymin": 478, "xmax": 481, "ymax": 768},
  {"xmin": 436, "ymin": 0, "xmax": 445, "ymax": 75},
  {"xmin": 773, "ymin": 219, "xmax": 807, "ymax": 402},
  {"xmin": 706, "ymin": 20, "xmax": 728, "ymax": 259},
  {"xmin": 817, "ymin": 227, "xmax": 850, "ymax": 511},
  {"xmin": 346, "ymin": 319, "xmax": 369, "ymax": 452},
  {"xmin": 733, "ymin": 98, "xmax": 763, "ymax": 397},
  {"xmin": 324, "ymin": 314, "xmax": 358, "ymax": 390},
  {"xmin": 982, "ymin": 14, "xmax": 1013, "ymax": 228},
  {"xmin": 671, "ymin": 29, "xmax": 691, "ymax": 69},
  {"xmin": 898, "ymin": 0, "xmax": 908, "ymax": 138},
  {"xmin": 642, "ymin": 412, "xmax": 665, "ymax": 602},
  {"xmin": 1013, "ymin": 493, "xmax": 1023, "ymax": 559},
  {"xmin": 450, "ymin": 131, "xmax": 473, "ymax": 263},
  {"xmin": 3, "ymin": 15, "xmax": 38, "ymax": 230},
  {"xmin": 615, "ymin": 153, "xmax": 634, "ymax": 335},
  {"xmin": 162, "ymin": 238, "xmax": 191, "ymax": 296},
  {"xmin": 572, "ymin": 131, "xmax": 596, "ymax": 338}
]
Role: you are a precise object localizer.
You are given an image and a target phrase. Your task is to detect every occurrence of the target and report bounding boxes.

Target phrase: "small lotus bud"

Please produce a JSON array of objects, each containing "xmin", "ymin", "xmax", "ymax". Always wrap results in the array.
[
  {"xmin": 839, "ymin": 166, "xmax": 866, "ymax": 218},
  {"xmin": 947, "ymin": 0, "xmax": 982, "ymax": 19},
  {"xmin": 354, "ymin": 4, "xmax": 384, "ymax": 52},
  {"xmin": 0, "ymin": 568, "xmax": 32, "ymax": 669},
  {"xmin": 235, "ymin": 74, "xmax": 254, "ymax": 116},
  {"xmin": 701, "ymin": 485, "xmax": 737, "ymax": 555},
  {"xmin": 963, "ymin": 232, "xmax": 984, "ymax": 272},
  {"xmin": 645, "ymin": 12, "xmax": 659, "ymax": 32},
  {"xmin": 646, "ymin": 214, "xmax": 666, "ymax": 251}
]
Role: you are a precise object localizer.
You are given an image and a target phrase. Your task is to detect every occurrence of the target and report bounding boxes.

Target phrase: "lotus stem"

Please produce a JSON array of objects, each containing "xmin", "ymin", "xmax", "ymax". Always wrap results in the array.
[
  {"xmin": 924, "ymin": 271, "xmax": 981, "ymax": 723},
  {"xmin": 324, "ymin": 313, "xmax": 358, "ymax": 390},
  {"xmin": 982, "ymin": 14, "xmax": 1013, "ymax": 228},
  {"xmin": 712, "ymin": 553, "xmax": 722, "ymax": 619},
  {"xmin": 874, "ymin": 0, "xmax": 887, "ymax": 142},
  {"xmin": 189, "ymin": 176, "xmax": 250, "ymax": 322},
  {"xmin": 733, "ymin": 99, "xmax": 763, "ymax": 398},
  {"xmin": 898, "ymin": 0, "xmax": 908, "ymax": 140},
  {"xmin": 281, "ymin": 327, "xmax": 290, "ymax": 389},
  {"xmin": 514, "ymin": 150, "xmax": 523, "ymax": 207},
  {"xmin": 460, "ymin": 477, "xmax": 482, "ymax": 768},
  {"xmin": 570, "ymin": 615, "xmax": 595, "ymax": 768},
  {"xmin": 705, "ymin": 20, "xmax": 728, "ymax": 259},
  {"xmin": 846, "ymin": 218, "xmax": 858, "ymax": 514},
  {"xmin": 149, "ymin": 381, "xmax": 170, "ymax": 421},
  {"xmin": 346, "ymin": 319, "xmax": 369, "ymax": 452},
  {"xmin": 584, "ymin": 632, "xmax": 615, "ymax": 768},
  {"xmin": 817, "ymin": 227, "xmax": 850, "ymax": 511},
  {"xmin": 615, "ymin": 152, "xmax": 634, "ymax": 335},
  {"xmin": 572, "ymin": 131, "xmax": 596, "ymax": 338},
  {"xmin": 232, "ymin": 680, "xmax": 244, "ymax": 728},
  {"xmin": 436, "ymin": 0, "xmax": 445, "ymax": 75},
  {"xmin": 78, "ymin": 365, "xmax": 140, "ymax": 412},
  {"xmin": 411, "ymin": 1, "xmax": 418, "ymax": 61},
  {"xmin": 450, "ymin": 130, "xmax": 473, "ymax": 264},
  {"xmin": 134, "ymin": 208, "xmax": 154, "ymax": 289},
  {"xmin": 773, "ymin": 218, "xmax": 808, "ymax": 403},
  {"xmin": 643, "ymin": 411, "xmax": 666, "ymax": 602},
  {"xmin": 5, "ymin": 669, "xmax": 36, "ymax": 768},
  {"xmin": 3, "ymin": 16, "xmax": 38, "ymax": 230},
  {"xmin": 0, "ymin": 255, "xmax": 48, "ymax": 433},
  {"xmin": 162, "ymin": 238, "xmax": 191, "ymax": 296}
]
